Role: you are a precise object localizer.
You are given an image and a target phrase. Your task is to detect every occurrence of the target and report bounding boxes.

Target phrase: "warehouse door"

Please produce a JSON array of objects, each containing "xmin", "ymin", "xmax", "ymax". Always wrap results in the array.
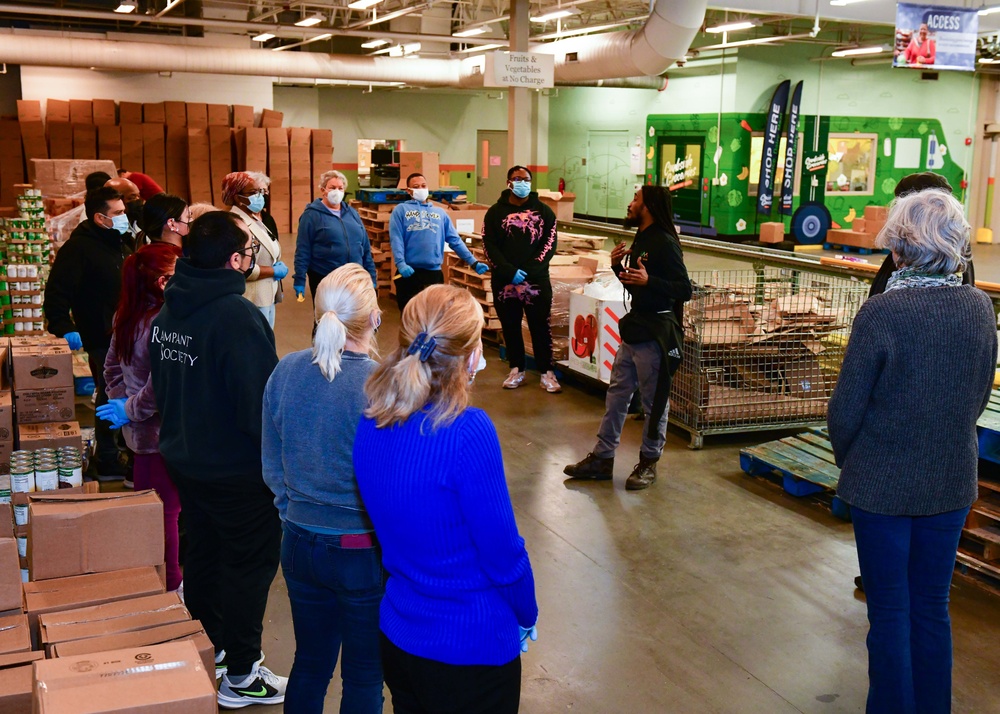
[
  {"xmin": 477, "ymin": 130, "xmax": 508, "ymax": 205},
  {"xmin": 657, "ymin": 137, "xmax": 704, "ymax": 224},
  {"xmin": 586, "ymin": 130, "xmax": 631, "ymax": 220}
]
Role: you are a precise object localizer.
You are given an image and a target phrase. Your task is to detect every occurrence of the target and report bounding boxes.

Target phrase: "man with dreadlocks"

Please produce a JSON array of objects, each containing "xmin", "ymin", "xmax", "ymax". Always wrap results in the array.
[{"xmin": 564, "ymin": 185, "xmax": 692, "ymax": 490}]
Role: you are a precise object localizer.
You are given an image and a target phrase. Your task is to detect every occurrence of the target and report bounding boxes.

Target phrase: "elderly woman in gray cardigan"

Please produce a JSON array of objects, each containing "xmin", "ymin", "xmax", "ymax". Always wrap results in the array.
[{"xmin": 828, "ymin": 189, "xmax": 996, "ymax": 713}]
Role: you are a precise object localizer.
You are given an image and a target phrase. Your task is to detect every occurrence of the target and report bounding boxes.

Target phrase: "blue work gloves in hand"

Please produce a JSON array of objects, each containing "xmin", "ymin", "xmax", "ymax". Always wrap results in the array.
[
  {"xmin": 519, "ymin": 625, "xmax": 538, "ymax": 653},
  {"xmin": 294, "ymin": 285, "xmax": 305, "ymax": 298},
  {"xmin": 272, "ymin": 261, "xmax": 289, "ymax": 280},
  {"xmin": 474, "ymin": 262, "xmax": 490, "ymax": 275},
  {"xmin": 512, "ymin": 269, "xmax": 527, "ymax": 285},
  {"xmin": 64, "ymin": 331, "xmax": 83, "ymax": 351},
  {"xmin": 398, "ymin": 265, "xmax": 415, "ymax": 278},
  {"xmin": 95, "ymin": 398, "xmax": 130, "ymax": 430}
]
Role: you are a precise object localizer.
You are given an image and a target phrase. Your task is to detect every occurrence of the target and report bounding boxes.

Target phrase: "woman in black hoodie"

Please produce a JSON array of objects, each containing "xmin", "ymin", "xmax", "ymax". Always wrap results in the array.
[{"xmin": 482, "ymin": 166, "xmax": 561, "ymax": 393}]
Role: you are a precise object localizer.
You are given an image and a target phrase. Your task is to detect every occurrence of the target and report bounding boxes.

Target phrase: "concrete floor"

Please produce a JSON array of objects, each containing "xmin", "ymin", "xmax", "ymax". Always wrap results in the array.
[{"xmin": 102, "ymin": 234, "xmax": 1000, "ymax": 712}]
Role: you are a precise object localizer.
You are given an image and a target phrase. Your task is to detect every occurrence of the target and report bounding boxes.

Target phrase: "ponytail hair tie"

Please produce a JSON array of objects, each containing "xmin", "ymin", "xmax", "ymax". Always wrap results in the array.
[{"xmin": 407, "ymin": 332, "xmax": 437, "ymax": 362}]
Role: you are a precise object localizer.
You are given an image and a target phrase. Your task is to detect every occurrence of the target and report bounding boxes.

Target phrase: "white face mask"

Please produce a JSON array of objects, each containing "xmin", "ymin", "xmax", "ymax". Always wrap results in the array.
[
  {"xmin": 326, "ymin": 189, "xmax": 345, "ymax": 206},
  {"xmin": 411, "ymin": 188, "xmax": 429, "ymax": 203},
  {"xmin": 467, "ymin": 351, "xmax": 487, "ymax": 385}
]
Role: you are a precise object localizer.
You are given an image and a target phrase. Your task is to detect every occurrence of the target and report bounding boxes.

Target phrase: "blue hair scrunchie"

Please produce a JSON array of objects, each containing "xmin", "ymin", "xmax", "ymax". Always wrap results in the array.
[{"xmin": 407, "ymin": 332, "xmax": 437, "ymax": 362}]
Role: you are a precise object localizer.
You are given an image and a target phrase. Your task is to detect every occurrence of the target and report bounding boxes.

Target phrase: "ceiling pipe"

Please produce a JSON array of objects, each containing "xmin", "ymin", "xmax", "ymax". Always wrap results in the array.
[{"xmin": 560, "ymin": 76, "xmax": 668, "ymax": 90}]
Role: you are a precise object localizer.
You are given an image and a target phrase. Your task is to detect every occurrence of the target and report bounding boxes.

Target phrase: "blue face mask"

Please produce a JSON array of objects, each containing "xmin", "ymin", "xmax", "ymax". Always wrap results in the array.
[
  {"xmin": 511, "ymin": 180, "xmax": 531, "ymax": 198},
  {"xmin": 110, "ymin": 214, "xmax": 131, "ymax": 235},
  {"xmin": 248, "ymin": 193, "xmax": 266, "ymax": 213}
]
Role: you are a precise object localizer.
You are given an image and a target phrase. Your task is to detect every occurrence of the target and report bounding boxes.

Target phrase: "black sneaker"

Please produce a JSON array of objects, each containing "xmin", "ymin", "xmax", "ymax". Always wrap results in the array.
[
  {"xmin": 215, "ymin": 649, "xmax": 265, "ymax": 681},
  {"xmin": 625, "ymin": 455, "xmax": 658, "ymax": 491},
  {"xmin": 564, "ymin": 453, "xmax": 614, "ymax": 480},
  {"xmin": 217, "ymin": 663, "xmax": 287, "ymax": 709},
  {"xmin": 854, "ymin": 576, "xmax": 864, "ymax": 592}
]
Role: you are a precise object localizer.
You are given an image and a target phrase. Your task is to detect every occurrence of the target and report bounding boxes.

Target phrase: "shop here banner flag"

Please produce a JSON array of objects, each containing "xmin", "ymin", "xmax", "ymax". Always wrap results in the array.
[
  {"xmin": 894, "ymin": 3, "xmax": 978, "ymax": 72},
  {"xmin": 757, "ymin": 79, "xmax": 790, "ymax": 216},
  {"xmin": 780, "ymin": 80, "xmax": 803, "ymax": 216}
]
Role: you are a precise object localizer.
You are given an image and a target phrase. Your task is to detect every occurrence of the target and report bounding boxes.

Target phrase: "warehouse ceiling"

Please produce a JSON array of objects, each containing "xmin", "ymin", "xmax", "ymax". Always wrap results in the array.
[{"xmin": 0, "ymin": 0, "xmax": 998, "ymax": 63}]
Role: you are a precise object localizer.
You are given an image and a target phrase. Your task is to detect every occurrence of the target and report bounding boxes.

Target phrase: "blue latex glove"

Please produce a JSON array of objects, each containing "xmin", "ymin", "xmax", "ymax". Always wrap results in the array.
[
  {"xmin": 512, "ymin": 269, "xmax": 527, "ymax": 285},
  {"xmin": 95, "ymin": 398, "xmax": 130, "ymax": 430},
  {"xmin": 519, "ymin": 625, "xmax": 538, "ymax": 653},
  {"xmin": 398, "ymin": 265, "xmax": 415, "ymax": 278},
  {"xmin": 272, "ymin": 261, "xmax": 289, "ymax": 280},
  {"xmin": 474, "ymin": 262, "xmax": 490, "ymax": 275},
  {"xmin": 64, "ymin": 331, "xmax": 83, "ymax": 351},
  {"xmin": 294, "ymin": 285, "xmax": 305, "ymax": 298}
]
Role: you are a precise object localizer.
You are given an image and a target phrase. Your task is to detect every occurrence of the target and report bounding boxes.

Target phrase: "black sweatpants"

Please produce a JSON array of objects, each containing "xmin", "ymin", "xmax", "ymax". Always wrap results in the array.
[
  {"xmin": 88, "ymin": 347, "xmax": 120, "ymax": 469},
  {"xmin": 168, "ymin": 469, "xmax": 281, "ymax": 677},
  {"xmin": 395, "ymin": 268, "xmax": 444, "ymax": 313},
  {"xmin": 494, "ymin": 284, "xmax": 553, "ymax": 374},
  {"xmin": 381, "ymin": 635, "xmax": 521, "ymax": 714}
]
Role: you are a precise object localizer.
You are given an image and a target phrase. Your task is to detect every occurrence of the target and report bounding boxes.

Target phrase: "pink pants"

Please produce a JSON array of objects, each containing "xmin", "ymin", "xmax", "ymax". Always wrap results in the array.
[{"xmin": 134, "ymin": 452, "xmax": 182, "ymax": 591}]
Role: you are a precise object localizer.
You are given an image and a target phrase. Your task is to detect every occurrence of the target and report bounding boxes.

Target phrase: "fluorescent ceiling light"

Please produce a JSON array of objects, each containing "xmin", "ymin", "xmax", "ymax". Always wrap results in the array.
[
  {"xmin": 533, "ymin": 16, "xmax": 647, "ymax": 41},
  {"xmin": 831, "ymin": 45, "xmax": 884, "ymax": 57},
  {"xmin": 454, "ymin": 27, "xmax": 488, "ymax": 37},
  {"xmin": 361, "ymin": 38, "xmax": 389, "ymax": 48},
  {"xmin": 705, "ymin": 20, "xmax": 759, "ymax": 34},
  {"xmin": 252, "ymin": 32, "xmax": 275, "ymax": 42},
  {"xmin": 348, "ymin": 0, "xmax": 384, "ymax": 9},
  {"xmin": 980, "ymin": 57, "xmax": 1000, "ymax": 63},
  {"xmin": 458, "ymin": 43, "xmax": 506, "ymax": 54},
  {"xmin": 114, "ymin": 1, "xmax": 136, "ymax": 13},
  {"xmin": 830, "ymin": 0, "xmax": 869, "ymax": 6},
  {"xmin": 403, "ymin": 42, "xmax": 421, "ymax": 55},
  {"xmin": 295, "ymin": 14, "xmax": 324, "ymax": 27},
  {"xmin": 980, "ymin": 6, "xmax": 1000, "ymax": 16},
  {"xmin": 531, "ymin": 9, "xmax": 578, "ymax": 23}
]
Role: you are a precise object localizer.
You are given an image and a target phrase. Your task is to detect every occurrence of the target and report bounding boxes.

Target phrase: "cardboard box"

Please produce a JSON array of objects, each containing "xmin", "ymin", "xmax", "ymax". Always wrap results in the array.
[
  {"xmin": 11, "ymin": 484, "xmax": 98, "ymax": 529},
  {"xmin": 143, "ymin": 123, "xmax": 168, "ymax": 190},
  {"xmin": 863, "ymin": 205, "xmax": 888, "ymax": 222},
  {"xmin": 232, "ymin": 105, "xmax": 254, "ymax": 129},
  {"xmin": 46, "ymin": 99, "xmax": 70, "ymax": 123},
  {"xmin": 260, "ymin": 108, "xmax": 283, "ymax": 128},
  {"xmin": 0, "ymin": 651, "xmax": 43, "ymax": 714},
  {"xmin": 16, "ymin": 100, "xmax": 41, "ymax": 124},
  {"xmin": 68, "ymin": 100, "xmax": 92, "ymax": 125},
  {"xmin": 27, "ymin": 491, "xmax": 164, "ymax": 581},
  {"xmin": 537, "ymin": 190, "xmax": 576, "ymax": 223},
  {"xmin": 567, "ymin": 290, "xmax": 626, "ymax": 384},
  {"xmin": 0, "ymin": 390, "xmax": 12, "ymax": 439},
  {"xmin": 165, "ymin": 125, "xmax": 189, "ymax": 201},
  {"xmin": 852, "ymin": 217, "xmax": 866, "ymax": 233},
  {"xmin": 47, "ymin": 122, "xmax": 73, "ymax": 160},
  {"xmin": 186, "ymin": 103, "xmax": 208, "ymax": 128},
  {"xmin": 311, "ymin": 129, "xmax": 333, "ymax": 200},
  {"xmin": 32, "ymin": 640, "xmax": 217, "ymax": 713},
  {"xmin": 92, "ymin": 99, "xmax": 116, "ymax": 127},
  {"xmin": 208, "ymin": 125, "xmax": 233, "ymax": 201},
  {"xmin": 119, "ymin": 101, "xmax": 143, "ymax": 125},
  {"xmin": 398, "ymin": 151, "xmax": 439, "ymax": 190},
  {"xmin": 14, "ymin": 387, "xmax": 75, "ymax": 425},
  {"xmin": 22, "ymin": 567, "xmax": 165, "ymax": 636},
  {"xmin": 72, "ymin": 123, "xmax": 97, "ymax": 161},
  {"xmin": 288, "ymin": 127, "xmax": 311, "ymax": 161},
  {"xmin": 439, "ymin": 202, "xmax": 489, "ymax": 235},
  {"xmin": 186, "ymin": 128, "xmax": 212, "ymax": 204},
  {"xmin": 163, "ymin": 101, "xmax": 186, "ymax": 126},
  {"xmin": 207, "ymin": 104, "xmax": 230, "ymax": 127},
  {"xmin": 11, "ymin": 345, "xmax": 73, "ymax": 390},
  {"xmin": 142, "ymin": 102, "xmax": 165, "ymax": 124},
  {"xmin": 825, "ymin": 228, "xmax": 877, "ymax": 250},
  {"xmin": 19, "ymin": 121, "xmax": 48, "ymax": 165},
  {"xmin": 38, "ymin": 592, "xmax": 188, "ymax": 652},
  {"xmin": 120, "ymin": 124, "xmax": 144, "ymax": 173},
  {"xmin": 16, "ymin": 421, "xmax": 82, "ymax": 453},
  {"xmin": 0, "ymin": 611, "xmax": 30, "ymax": 655},
  {"xmin": 759, "ymin": 221, "xmax": 784, "ymax": 244},
  {"xmin": 29, "ymin": 159, "xmax": 117, "ymax": 199},
  {"xmin": 238, "ymin": 127, "xmax": 267, "ymax": 173},
  {"xmin": 0, "ymin": 537, "xmax": 20, "ymax": 612},
  {"xmin": 97, "ymin": 124, "xmax": 121, "ymax": 167},
  {"xmin": 0, "ymin": 505, "xmax": 11, "ymax": 538},
  {"xmin": 50, "ymin": 620, "xmax": 214, "ymax": 683},
  {"xmin": 0, "ymin": 121, "xmax": 25, "ymax": 207}
]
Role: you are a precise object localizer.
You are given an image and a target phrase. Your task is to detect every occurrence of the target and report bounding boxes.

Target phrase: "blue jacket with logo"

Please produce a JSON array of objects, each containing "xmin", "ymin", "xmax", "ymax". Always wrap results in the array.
[
  {"xmin": 293, "ymin": 199, "xmax": 376, "ymax": 288},
  {"xmin": 389, "ymin": 199, "xmax": 477, "ymax": 272}
]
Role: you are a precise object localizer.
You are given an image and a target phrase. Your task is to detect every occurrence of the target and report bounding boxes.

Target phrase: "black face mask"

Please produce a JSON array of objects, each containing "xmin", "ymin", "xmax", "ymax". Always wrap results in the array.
[{"xmin": 125, "ymin": 200, "xmax": 143, "ymax": 227}]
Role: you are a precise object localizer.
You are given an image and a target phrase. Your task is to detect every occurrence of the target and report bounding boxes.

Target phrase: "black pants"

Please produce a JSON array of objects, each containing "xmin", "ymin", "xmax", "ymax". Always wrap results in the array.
[
  {"xmin": 87, "ymin": 347, "xmax": 119, "ymax": 468},
  {"xmin": 168, "ymin": 469, "xmax": 281, "ymax": 677},
  {"xmin": 395, "ymin": 268, "xmax": 444, "ymax": 313},
  {"xmin": 494, "ymin": 284, "xmax": 553, "ymax": 373},
  {"xmin": 307, "ymin": 268, "xmax": 326, "ymax": 300},
  {"xmin": 380, "ymin": 634, "xmax": 521, "ymax": 714}
]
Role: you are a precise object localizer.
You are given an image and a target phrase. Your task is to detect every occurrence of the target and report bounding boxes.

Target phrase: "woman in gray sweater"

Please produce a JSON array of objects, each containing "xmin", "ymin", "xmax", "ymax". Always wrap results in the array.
[
  {"xmin": 262, "ymin": 263, "xmax": 384, "ymax": 714},
  {"xmin": 828, "ymin": 189, "xmax": 996, "ymax": 713}
]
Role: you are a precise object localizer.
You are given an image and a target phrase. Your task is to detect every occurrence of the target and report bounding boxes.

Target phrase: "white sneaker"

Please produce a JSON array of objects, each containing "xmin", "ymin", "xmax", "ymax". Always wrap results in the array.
[
  {"xmin": 540, "ymin": 372, "xmax": 562, "ymax": 393},
  {"xmin": 503, "ymin": 369, "xmax": 525, "ymax": 389},
  {"xmin": 217, "ymin": 663, "xmax": 287, "ymax": 709},
  {"xmin": 215, "ymin": 649, "xmax": 265, "ymax": 681},
  {"xmin": 175, "ymin": 581, "xmax": 184, "ymax": 604}
]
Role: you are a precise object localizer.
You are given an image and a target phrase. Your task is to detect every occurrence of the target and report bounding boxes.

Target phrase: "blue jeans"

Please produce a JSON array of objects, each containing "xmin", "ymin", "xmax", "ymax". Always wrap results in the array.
[
  {"xmin": 595, "ymin": 342, "xmax": 669, "ymax": 460},
  {"xmin": 259, "ymin": 303, "xmax": 275, "ymax": 328},
  {"xmin": 281, "ymin": 521, "xmax": 385, "ymax": 714},
  {"xmin": 851, "ymin": 506, "xmax": 969, "ymax": 714}
]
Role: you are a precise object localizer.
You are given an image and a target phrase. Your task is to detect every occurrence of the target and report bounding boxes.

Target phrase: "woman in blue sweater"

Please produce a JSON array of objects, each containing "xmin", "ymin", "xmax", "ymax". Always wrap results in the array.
[
  {"xmin": 354, "ymin": 285, "xmax": 538, "ymax": 714},
  {"xmin": 262, "ymin": 263, "xmax": 384, "ymax": 714}
]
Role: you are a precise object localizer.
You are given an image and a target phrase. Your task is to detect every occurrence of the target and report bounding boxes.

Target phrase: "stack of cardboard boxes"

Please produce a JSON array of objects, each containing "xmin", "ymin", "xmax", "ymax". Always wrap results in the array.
[
  {"xmin": 10, "ymin": 336, "xmax": 80, "ymax": 451},
  {"xmin": 824, "ymin": 205, "xmax": 888, "ymax": 252}
]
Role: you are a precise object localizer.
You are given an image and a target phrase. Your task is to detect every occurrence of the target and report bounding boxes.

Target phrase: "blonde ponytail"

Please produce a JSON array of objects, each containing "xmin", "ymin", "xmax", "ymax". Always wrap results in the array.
[{"xmin": 311, "ymin": 264, "xmax": 380, "ymax": 382}]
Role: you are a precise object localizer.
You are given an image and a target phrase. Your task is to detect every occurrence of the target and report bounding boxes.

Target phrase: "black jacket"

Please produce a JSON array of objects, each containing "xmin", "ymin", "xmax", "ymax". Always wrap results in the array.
[
  {"xmin": 613, "ymin": 224, "xmax": 692, "ymax": 327},
  {"xmin": 482, "ymin": 190, "xmax": 557, "ymax": 289},
  {"xmin": 149, "ymin": 259, "xmax": 278, "ymax": 481},
  {"xmin": 869, "ymin": 254, "xmax": 975, "ymax": 296},
  {"xmin": 44, "ymin": 220, "xmax": 134, "ymax": 352}
]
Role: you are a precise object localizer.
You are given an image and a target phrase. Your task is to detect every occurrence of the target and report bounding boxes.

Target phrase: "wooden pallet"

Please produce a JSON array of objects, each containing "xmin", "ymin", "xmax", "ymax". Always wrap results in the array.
[
  {"xmin": 739, "ymin": 427, "xmax": 850, "ymax": 519},
  {"xmin": 965, "ymin": 392, "xmax": 1000, "ymax": 591}
]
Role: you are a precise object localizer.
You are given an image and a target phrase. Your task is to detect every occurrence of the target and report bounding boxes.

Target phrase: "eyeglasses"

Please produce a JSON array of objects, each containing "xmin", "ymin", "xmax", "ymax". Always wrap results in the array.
[{"xmin": 236, "ymin": 240, "xmax": 260, "ymax": 270}]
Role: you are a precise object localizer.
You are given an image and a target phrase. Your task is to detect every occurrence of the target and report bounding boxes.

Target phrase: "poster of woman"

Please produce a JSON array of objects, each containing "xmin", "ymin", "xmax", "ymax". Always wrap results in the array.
[{"xmin": 893, "ymin": 3, "xmax": 977, "ymax": 71}]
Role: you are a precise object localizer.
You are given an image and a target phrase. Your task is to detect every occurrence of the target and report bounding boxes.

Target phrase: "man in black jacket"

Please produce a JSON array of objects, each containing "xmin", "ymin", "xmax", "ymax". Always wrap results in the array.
[
  {"xmin": 45, "ymin": 186, "xmax": 133, "ymax": 478},
  {"xmin": 565, "ymin": 186, "xmax": 692, "ymax": 490},
  {"xmin": 149, "ymin": 212, "xmax": 286, "ymax": 708}
]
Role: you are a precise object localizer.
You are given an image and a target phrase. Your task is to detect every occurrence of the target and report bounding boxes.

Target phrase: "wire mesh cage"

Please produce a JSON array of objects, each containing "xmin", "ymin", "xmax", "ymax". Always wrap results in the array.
[{"xmin": 669, "ymin": 267, "xmax": 869, "ymax": 447}]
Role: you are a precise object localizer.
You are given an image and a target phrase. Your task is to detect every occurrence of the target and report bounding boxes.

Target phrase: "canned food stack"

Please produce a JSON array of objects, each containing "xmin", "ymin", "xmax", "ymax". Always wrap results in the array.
[{"xmin": 0, "ymin": 188, "xmax": 52, "ymax": 338}]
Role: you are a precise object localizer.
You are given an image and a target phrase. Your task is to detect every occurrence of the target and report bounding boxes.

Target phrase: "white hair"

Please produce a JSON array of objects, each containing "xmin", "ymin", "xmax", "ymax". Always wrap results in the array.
[
  {"xmin": 247, "ymin": 172, "xmax": 271, "ymax": 189},
  {"xmin": 312, "ymin": 264, "xmax": 380, "ymax": 381},
  {"xmin": 318, "ymin": 170, "xmax": 347, "ymax": 192},
  {"xmin": 875, "ymin": 189, "xmax": 971, "ymax": 275}
]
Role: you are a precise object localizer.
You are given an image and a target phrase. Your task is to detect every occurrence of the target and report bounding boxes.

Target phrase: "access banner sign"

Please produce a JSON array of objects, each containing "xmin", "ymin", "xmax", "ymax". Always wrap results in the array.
[{"xmin": 894, "ymin": 3, "xmax": 977, "ymax": 72}]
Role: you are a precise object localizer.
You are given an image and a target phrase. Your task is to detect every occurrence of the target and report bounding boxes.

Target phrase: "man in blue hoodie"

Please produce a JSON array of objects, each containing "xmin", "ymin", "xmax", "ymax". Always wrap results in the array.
[
  {"xmin": 149, "ymin": 212, "xmax": 287, "ymax": 709},
  {"xmin": 389, "ymin": 172, "xmax": 489, "ymax": 311}
]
